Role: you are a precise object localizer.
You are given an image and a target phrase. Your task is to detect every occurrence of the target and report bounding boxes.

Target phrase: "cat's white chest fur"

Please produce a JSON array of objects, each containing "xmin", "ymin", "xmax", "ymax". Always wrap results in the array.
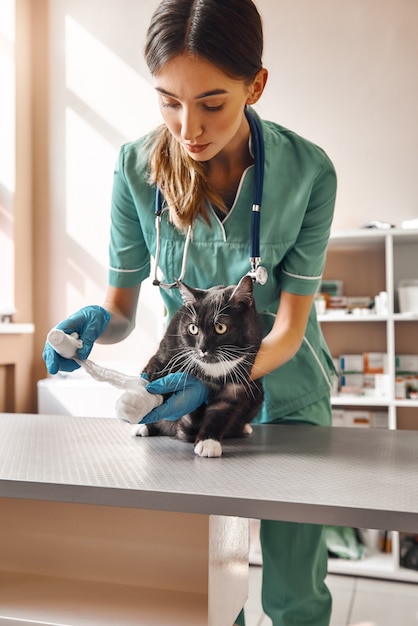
[{"xmin": 198, "ymin": 356, "xmax": 244, "ymax": 379}]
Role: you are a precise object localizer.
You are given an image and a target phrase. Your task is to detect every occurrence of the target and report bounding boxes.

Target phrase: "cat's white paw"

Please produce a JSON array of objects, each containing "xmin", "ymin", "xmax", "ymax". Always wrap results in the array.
[
  {"xmin": 194, "ymin": 439, "xmax": 222, "ymax": 458},
  {"xmin": 244, "ymin": 423, "xmax": 253, "ymax": 435},
  {"xmin": 131, "ymin": 424, "xmax": 149, "ymax": 437}
]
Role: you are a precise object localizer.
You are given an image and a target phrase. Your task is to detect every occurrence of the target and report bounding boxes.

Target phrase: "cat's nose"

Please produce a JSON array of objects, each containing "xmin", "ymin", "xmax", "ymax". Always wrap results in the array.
[{"xmin": 198, "ymin": 349, "xmax": 207, "ymax": 358}]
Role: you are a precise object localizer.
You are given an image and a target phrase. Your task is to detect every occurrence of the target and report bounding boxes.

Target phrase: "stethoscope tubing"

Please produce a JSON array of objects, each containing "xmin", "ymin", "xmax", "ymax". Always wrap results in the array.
[
  {"xmin": 245, "ymin": 106, "xmax": 265, "ymax": 263},
  {"xmin": 153, "ymin": 198, "xmax": 193, "ymax": 288}
]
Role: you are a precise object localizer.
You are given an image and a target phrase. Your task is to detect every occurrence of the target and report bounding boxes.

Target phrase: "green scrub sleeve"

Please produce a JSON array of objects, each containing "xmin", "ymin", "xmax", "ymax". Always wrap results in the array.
[
  {"xmin": 108, "ymin": 146, "xmax": 151, "ymax": 288},
  {"xmin": 280, "ymin": 155, "xmax": 337, "ymax": 296}
]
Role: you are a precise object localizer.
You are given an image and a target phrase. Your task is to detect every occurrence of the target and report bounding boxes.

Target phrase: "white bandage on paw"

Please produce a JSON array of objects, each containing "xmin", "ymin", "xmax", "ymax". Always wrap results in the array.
[
  {"xmin": 115, "ymin": 378, "xmax": 163, "ymax": 424},
  {"xmin": 194, "ymin": 439, "xmax": 222, "ymax": 458}
]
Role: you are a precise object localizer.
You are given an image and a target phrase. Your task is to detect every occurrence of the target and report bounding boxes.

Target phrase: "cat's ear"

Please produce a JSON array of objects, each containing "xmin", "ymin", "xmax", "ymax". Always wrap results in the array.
[
  {"xmin": 176, "ymin": 281, "xmax": 201, "ymax": 306},
  {"xmin": 230, "ymin": 275, "xmax": 254, "ymax": 306}
]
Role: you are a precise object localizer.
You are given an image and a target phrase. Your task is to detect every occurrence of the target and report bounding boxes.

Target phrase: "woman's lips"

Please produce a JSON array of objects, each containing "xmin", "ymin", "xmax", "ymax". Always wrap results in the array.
[{"xmin": 184, "ymin": 143, "xmax": 210, "ymax": 154}]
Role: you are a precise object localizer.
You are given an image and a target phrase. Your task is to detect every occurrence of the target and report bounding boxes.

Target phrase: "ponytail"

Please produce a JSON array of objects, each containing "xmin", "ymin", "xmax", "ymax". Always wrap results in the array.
[{"xmin": 147, "ymin": 125, "xmax": 226, "ymax": 231}]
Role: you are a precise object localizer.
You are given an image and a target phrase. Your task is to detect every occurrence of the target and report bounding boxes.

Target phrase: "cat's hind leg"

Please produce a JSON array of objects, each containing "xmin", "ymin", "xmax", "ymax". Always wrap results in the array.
[
  {"xmin": 131, "ymin": 424, "xmax": 149, "ymax": 437},
  {"xmin": 131, "ymin": 421, "xmax": 178, "ymax": 437}
]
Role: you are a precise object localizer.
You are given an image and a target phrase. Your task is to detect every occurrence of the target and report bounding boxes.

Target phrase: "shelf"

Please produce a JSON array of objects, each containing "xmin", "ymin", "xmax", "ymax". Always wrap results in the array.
[
  {"xmin": 395, "ymin": 400, "xmax": 418, "ymax": 408},
  {"xmin": 0, "ymin": 570, "xmax": 208, "ymax": 626},
  {"xmin": 331, "ymin": 396, "xmax": 390, "ymax": 407},
  {"xmin": 253, "ymin": 522, "xmax": 418, "ymax": 584},
  {"xmin": 328, "ymin": 554, "xmax": 418, "ymax": 583},
  {"xmin": 0, "ymin": 497, "xmax": 248, "ymax": 626},
  {"xmin": 0, "ymin": 323, "xmax": 34, "ymax": 334},
  {"xmin": 329, "ymin": 227, "xmax": 418, "ymax": 246},
  {"xmin": 320, "ymin": 313, "xmax": 418, "ymax": 322},
  {"xmin": 318, "ymin": 314, "xmax": 387, "ymax": 322},
  {"xmin": 322, "ymin": 227, "xmax": 418, "ymax": 582},
  {"xmin": 329, "ymin": 229, "xmax": 389, "ymax": 245},
  {"xmin": 332, "ymin": 397, "xmax": 418, "ymax": 408},
  {"xmin": 393, "ymin": 313, "xmax": 418, "ymax": 321}
]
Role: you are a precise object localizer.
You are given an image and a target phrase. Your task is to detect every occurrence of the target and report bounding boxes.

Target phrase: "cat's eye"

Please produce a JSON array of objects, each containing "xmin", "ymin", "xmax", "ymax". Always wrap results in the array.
[
  {"xmin": 188, "ymin": 323, "xmax": 199, "ymax": 335},
  {"xmin": 214, "ymin": 322, "xmax": 228, "ymax": 335}
]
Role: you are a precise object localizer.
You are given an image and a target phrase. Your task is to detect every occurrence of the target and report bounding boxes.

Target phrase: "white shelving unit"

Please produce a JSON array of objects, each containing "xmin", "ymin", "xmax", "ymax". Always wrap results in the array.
[{"xmin": 319, "ymin": 228, "xmax": 418, "ymax": 582}]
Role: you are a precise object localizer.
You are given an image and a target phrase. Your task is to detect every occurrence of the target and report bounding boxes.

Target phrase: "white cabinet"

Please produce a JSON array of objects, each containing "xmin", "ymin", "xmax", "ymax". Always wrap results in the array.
[{"xmin": 319, "ymin": 228, "xmax": 418, "ymax": 582}]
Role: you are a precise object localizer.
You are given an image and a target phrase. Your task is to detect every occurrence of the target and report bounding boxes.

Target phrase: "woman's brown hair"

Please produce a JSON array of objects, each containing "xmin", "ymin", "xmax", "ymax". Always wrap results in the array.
[{"xmin": 144, "ymin": 0, "xmax": 264, "ymax": 231}]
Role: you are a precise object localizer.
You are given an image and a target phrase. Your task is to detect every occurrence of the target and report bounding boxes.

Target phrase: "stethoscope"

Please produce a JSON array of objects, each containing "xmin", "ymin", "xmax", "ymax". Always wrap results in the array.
[{"xmin": 152, "ymin": 106, "xmax": 268, "ymax": 289}]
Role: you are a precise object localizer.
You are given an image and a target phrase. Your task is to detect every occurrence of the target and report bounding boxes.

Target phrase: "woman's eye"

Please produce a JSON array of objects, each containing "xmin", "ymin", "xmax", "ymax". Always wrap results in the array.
[
  {"xmin": 203, "ymin": 104, "xmax": 224, "ymax": 112},
  {"xmin": 188, "ymin": 323, "xmax": 199, "ymax": 335},
  {"xmin": 214, "ymin": 322, "xmax": 227, "ymax": 335},
  {"xmin": 160, "ymin": 99, "xmax": 179, "ymax": 109}
]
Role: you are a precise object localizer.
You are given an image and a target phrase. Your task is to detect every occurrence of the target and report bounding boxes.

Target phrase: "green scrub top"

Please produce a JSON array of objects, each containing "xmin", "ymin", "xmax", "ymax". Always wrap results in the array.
[{"xmin": 108, "ymin": 111, "xmax": 337, "ymax": 425}]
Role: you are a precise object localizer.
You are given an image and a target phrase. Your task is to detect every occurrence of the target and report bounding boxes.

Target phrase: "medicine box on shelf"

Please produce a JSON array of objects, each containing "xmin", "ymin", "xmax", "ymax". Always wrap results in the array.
[
  {"xmin": 339, "ymin": 354, "xmax": 364, "ymax": 373},
  {"xmin": 332, "ymin": 409, "xmax": 388, "ymax": 429},
  {"xmin": 395, "ymin": 355, "xmax": 418, "ymax": 374}
]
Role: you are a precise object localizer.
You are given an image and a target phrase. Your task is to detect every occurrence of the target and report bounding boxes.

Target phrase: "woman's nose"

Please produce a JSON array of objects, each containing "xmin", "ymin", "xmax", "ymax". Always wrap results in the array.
[{"xmin": 181, "ymin": 109, "xmax": 202, "ymax": 142}]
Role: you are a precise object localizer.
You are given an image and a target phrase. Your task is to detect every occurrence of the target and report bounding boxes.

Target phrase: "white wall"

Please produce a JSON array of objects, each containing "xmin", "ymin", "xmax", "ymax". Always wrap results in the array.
[
  {"xmin": 45, "ymin": 0, "xmax": 418, "ymax": 365},
  {"xmin": 259, "ymin": 0, "xmax": 418, "ymax": 229}
]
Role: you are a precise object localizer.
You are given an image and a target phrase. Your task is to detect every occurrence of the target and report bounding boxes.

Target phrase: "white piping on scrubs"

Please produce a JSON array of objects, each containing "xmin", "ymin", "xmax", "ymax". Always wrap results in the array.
[
  {"xmin": 258, "ymin": 312, "xmax": 333, "ymax": 391},
  {"xmin": 109, "ymin": 264, "xmax": 148, "ymax": 274},
  {"xmin": 303, "ymin": 335, "xmax": 333, "ymax": 390},
  {"xmin": 209, "ymin": 163, "xmax": 254, "ymax": 243},
  {"xmin": 282, "ymin": 269, "xmax": 323, "ymax": 281}
]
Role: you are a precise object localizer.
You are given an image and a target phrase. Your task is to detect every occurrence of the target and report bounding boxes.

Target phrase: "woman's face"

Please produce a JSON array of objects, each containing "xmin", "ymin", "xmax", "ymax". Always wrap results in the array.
[{"xmin": 154, "ymin": 54, "xmax": 266, "ymax": 163}]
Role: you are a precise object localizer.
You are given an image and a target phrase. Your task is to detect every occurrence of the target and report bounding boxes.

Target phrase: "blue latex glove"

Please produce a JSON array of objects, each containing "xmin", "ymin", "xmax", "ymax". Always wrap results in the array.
[
  {"xmin": 140, "ymin": 372, "xmax": 210, "ymax": 424},
  {"xmin": 43, "ymin": 305, "xmax": 110, "ymax": 375}
]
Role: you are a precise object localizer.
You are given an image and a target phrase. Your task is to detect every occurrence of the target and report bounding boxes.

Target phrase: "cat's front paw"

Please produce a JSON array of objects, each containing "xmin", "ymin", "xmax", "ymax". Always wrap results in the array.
[
  {"xmin": 115, "ymin": 383, "xmax": 163, "ymax": 425},
  {"xmin": 194, "ymin": 439, "xmax": 222, "ymax": 458},
  {"xmin": 131, "ymin": 424, "xmax": 149, "ymax": 437}
]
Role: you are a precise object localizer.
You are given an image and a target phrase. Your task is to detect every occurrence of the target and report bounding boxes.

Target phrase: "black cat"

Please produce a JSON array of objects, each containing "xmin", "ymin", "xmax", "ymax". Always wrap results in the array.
[{"xmin": 136, "ymin": 275, "xmax": 264, "ymax": 457}]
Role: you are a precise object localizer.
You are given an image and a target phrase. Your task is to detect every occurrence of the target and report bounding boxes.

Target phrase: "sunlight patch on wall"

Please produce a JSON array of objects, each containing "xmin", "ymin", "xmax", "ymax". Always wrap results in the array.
[
  {"xmin": 65, "ymin": 107, "xmax": 114, "ymax": 267},
  {"xmin": 65, "ymin": 15, "xmax": 159, "ymax": 141},
  {"xmin": 62, "ymin": 12, "xmax": 161, "ymax": 312}
]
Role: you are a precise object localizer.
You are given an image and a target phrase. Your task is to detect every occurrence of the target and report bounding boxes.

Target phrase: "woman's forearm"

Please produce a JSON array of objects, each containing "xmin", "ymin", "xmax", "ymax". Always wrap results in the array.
[
  {"xmin": 250, "ymin": 326, "xmax": 302, "ymax": 380},
  {"xmin": 251, "ymin": 291, "xmax": 315, "ymax": 380},
  {"xmin": 96, "ymin": 284, "xmax": 141, "ymax": 344}
]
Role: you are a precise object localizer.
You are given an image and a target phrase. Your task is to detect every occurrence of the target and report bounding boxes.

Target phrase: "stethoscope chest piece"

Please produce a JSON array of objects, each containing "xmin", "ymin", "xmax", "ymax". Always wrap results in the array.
[{"xmin": 247, "ymin": 264, "xmax": 268, "ymax": 286}]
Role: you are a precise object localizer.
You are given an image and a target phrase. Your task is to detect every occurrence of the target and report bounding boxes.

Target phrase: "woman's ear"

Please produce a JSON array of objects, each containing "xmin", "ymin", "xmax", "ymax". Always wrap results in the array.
[{"xmin": 246, "ymin": 68, "xmax": 268, "ymax": 105}]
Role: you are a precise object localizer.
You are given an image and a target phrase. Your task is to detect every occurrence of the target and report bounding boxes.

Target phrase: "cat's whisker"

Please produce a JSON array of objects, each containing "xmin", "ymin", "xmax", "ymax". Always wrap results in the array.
[
  {"xmin": 165, "ymin": 351, "xmax": 196, "ymax": 374},
  {"xmin": 184, "ymin": 304, "xmax": 197, "ymax": 320},
  {"xmin": 223, "ymin": 359, "xmax": 260, "ymax": 401}
]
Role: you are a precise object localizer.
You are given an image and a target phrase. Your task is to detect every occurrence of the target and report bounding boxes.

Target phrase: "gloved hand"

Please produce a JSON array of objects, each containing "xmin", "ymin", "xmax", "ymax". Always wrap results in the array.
[
  {"xmin": 139, "ymin": 372, "xmax": 210, "ymax": 424},
  {"xmin": 43, "ymin": 305, "xmax": 111, "ymax": 374}
]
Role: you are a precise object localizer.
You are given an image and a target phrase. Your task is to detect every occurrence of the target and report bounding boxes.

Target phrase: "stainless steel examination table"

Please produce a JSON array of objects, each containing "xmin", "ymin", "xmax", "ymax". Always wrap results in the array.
[{"xmin": 0, "ymin": 413, "xmax": 417, "ymax": 625}]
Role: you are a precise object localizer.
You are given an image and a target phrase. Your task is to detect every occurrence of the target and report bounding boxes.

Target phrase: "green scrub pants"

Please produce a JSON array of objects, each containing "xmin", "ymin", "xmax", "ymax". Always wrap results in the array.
[{"xmin": 234, "ymin": 397, "xmax": 333, "ymax": 626}]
